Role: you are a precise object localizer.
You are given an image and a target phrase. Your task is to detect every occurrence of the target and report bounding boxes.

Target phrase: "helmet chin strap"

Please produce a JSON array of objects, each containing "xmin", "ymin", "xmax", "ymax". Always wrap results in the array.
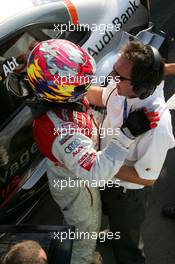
[{"xmin": 26, "ymin": 96, "xmax": 87, "ymax": 119}]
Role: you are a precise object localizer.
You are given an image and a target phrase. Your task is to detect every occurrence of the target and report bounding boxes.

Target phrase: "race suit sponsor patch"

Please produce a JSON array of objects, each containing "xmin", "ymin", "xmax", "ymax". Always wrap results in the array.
[
  {"xmin": 72, "ymin": 146, "xmax": 84, "ymax": 157},
  {"xmin": 78, "ymin": 152, "xmax": 96, "ymax": 171},
  {"xmin": 59, "ymin": 135, "xmax": 73, "ymax": 145},
  {"xmin": 64, "ymin": 139, "xmax": 81, "ymax": 154}
]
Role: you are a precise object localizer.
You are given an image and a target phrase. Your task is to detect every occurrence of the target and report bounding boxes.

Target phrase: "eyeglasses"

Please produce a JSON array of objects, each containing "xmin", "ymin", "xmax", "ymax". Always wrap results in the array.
[{"xmin": 113, "ymin": 66, "xmax": 132, "ymax": 82}]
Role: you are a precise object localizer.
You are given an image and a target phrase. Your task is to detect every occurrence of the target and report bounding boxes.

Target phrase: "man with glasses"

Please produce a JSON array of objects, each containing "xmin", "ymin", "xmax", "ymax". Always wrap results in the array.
[{"xmin": 87, "ymin": 40, "xmax": 175, "ymax": 264}]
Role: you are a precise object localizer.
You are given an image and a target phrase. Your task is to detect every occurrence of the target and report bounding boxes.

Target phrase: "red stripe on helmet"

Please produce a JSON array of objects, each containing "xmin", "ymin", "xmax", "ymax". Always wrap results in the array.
[{"xmin": 64, "ymin": 0, "xmax": 79, "ymax": 25}]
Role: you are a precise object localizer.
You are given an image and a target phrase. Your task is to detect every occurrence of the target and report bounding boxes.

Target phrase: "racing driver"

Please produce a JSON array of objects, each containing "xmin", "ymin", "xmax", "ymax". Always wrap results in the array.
[{"xmin": 26, "ymin": 39, "xmax": 159, "ymax": 264}]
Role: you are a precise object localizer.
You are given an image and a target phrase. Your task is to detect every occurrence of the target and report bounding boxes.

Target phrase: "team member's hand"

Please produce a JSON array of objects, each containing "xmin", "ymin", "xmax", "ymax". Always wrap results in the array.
[
  {"xmin": 121, "ymin": 108, "xmax": 160, "ymax": 139},
  {"xmin": 144, "ymin": 108, "xmax": 160, "ymax": 128}
]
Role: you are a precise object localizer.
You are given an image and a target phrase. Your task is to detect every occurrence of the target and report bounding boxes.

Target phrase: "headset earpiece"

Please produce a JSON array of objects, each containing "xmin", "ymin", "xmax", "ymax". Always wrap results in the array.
[
  {"xmin": 133, "ymin": 45, "xmax": 161, "ymax": 99},
  {"xmin": 134, "ymin": 82, "xmax": 157, "ymax": 100}
]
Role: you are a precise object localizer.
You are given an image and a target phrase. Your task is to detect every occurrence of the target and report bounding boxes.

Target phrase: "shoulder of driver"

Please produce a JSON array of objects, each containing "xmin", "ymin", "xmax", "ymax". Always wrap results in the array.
[{"xmin": 48, "ymin": 109, "xmax": 129, "ymax": 182}]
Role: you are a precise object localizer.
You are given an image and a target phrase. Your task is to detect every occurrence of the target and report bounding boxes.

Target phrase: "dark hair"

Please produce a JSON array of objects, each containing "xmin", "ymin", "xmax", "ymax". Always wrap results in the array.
[
  {"xmin": 0, "ymin": 240, "xmax": 48, "ymax": 264},
  {"xmin": 122, "ymin": 40, "xmax": 165, "ymax": 87}
]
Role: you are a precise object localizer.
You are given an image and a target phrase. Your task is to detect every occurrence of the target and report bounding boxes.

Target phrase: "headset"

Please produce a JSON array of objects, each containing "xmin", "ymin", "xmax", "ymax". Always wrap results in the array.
[{"xmin": 132, "ymin": 45, "xmax": 161, "ymax": 100}]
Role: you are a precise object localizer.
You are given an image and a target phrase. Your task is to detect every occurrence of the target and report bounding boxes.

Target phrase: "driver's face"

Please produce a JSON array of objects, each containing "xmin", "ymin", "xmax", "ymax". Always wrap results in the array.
[{"xmin": 113, "ymin": 56, "xmax": 137, "ymax": 98}]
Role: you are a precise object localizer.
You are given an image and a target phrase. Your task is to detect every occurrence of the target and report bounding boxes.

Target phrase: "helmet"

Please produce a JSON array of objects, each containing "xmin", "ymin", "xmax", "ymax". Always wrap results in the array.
[{"xmin": 26, "ymin": 39, "xmax": 96, "ymax": 103}]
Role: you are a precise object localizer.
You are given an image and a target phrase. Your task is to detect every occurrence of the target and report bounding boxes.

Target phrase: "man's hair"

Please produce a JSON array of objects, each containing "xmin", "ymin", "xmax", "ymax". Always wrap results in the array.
[
  {"xmin": 121, "ymin": 40, "xmax": 165, "ymax": 87},
  {"xmin": 0, "ymin": 240, "xmax": 48, "ymax": 264}
]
